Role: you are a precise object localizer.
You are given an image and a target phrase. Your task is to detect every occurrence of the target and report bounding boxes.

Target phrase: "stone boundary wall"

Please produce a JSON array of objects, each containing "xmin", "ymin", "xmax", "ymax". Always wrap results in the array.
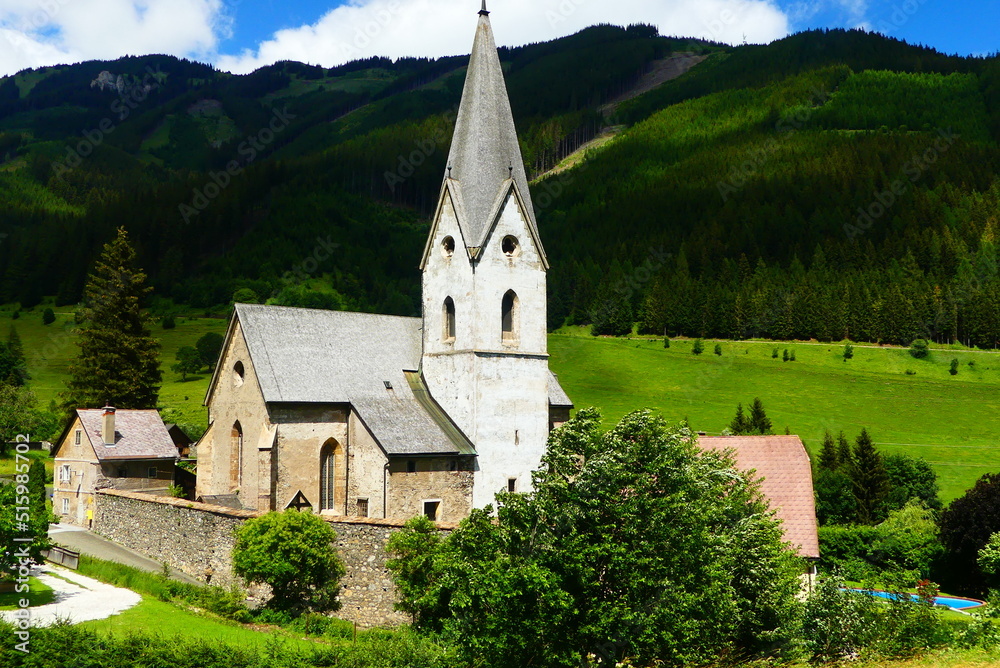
[{"xmin": 93, "ymin": 489, "xmax": 455, "ymax": 627}]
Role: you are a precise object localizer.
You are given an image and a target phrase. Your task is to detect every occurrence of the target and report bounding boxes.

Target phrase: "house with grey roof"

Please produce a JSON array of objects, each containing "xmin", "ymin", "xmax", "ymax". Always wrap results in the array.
[
  {"xmin": 53, "ymin": 407, "xmax": 179, "ymax": 525},
  {"xmin": 195, "ymin": 4, "xmax": 573, "ymax": 523}
]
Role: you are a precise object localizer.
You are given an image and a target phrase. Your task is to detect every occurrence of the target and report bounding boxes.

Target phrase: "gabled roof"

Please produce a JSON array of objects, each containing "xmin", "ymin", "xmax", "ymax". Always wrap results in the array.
[
  {"xmin": 225, "ymin": 304, "xmax": 475, "ymax": 457},
  {"xmin": 698, "ymin": 435, "xmax": 820, "ymax": 559},
  {"xmin": 73, "ymin": 409, "xmax": 178, "ymax": 462},
  {"xmin": 445, "ymin": 10, "xmax": 543, "ymax": 255}
]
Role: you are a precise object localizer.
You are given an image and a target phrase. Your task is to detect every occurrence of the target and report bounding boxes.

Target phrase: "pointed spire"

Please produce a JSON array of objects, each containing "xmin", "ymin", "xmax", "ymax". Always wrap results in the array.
[{"xmin": 445, "ymin": 5, "xmax": 538, "ymax": 249}]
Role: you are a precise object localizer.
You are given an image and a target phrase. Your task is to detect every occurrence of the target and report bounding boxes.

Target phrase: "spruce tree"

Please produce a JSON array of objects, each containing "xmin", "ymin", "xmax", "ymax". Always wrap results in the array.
[
  {"xmin": 67, "ymin": 227, "xmax": 161, "ymax": 409},
  {"xmin": 0, "ymin": 325, "xmax": 29, "ymax": 386},
  {"xmin": 729, "ymin": 403, "xmax": 751, "ymax": 435},
  {"xmin": 849, "ymin": 428, "xmax": 889, "ymax": 524},
  {"xmin": 818, "ymin": 431, "xmax": 838, "ymax": 470},
  {"xmin": 749, "ymin": 398, "xmax": 772, "ymax": 435},
  {"xmin": 836, "ymin": 431, "xmax": 853, "ymax": 468}
]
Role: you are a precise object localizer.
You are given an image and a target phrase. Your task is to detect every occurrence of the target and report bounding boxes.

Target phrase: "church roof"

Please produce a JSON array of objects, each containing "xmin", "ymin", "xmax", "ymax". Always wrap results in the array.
[
  {"xmin": 697, "ymin": 435, "xmax": 820, "ymax": 559},
  {"xmin": 230, "ymin": 304, "xmax": 475, "ymax": 457},
  {"xmin": 445, "ymin": 9, "xmax": 543, "ymax": 253}
]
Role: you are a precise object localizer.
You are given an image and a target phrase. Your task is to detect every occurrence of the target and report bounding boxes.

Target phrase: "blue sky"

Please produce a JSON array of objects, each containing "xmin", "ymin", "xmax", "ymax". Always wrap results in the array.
[{"xmin": 0, "ymin": 0, "xmax": 996, "ymax": 77}]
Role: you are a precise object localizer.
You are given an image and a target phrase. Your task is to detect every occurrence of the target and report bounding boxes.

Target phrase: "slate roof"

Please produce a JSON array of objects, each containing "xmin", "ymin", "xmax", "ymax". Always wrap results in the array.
[
  {"xmin": 445, "ymin": 11, "xmax": 542, "ymax": 253},
  {"xmin": 75, "ymin": 409, "xmax": 179, "ymax": 462},
  {"xmin": 548, "ymin": 371, "xmax": 573, "ymax": 408},
  {"xmin": 230, "ymin": 304, "xmax": 475, "ymax": 457},
  {"xmin": 698, "ymin": 435, "xmax": 820, "ymax": 559}
]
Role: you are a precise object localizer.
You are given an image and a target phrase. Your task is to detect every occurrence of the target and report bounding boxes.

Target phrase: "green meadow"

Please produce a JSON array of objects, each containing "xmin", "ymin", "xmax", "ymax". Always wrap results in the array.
[
  {"xmin": 7, "ymin": 303, "xmax": 1000, "ymax": 501},
  {"xmin": 549, "ymin": 328, "xmax": 1000, "ymax": 502}
]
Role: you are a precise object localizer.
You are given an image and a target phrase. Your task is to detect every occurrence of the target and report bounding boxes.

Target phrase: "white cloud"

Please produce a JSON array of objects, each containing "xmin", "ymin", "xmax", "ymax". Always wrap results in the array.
[
  {"xmin": 216, "ymin": 0, "xmax": 792, "ymax": 75},
  {"xmin": 0, "ymin": 0, "xmax": 226, "ymax": 76},
  {"xmin": 0, "ymin": 0, "xmax": 794, "ymax": 78}
]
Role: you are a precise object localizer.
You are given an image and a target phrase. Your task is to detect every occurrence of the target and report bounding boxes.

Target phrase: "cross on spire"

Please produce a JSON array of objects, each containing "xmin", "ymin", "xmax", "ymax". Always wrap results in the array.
[{"xmin": 479, "ymin": 0, "xmax": 489, "ymax": 16}]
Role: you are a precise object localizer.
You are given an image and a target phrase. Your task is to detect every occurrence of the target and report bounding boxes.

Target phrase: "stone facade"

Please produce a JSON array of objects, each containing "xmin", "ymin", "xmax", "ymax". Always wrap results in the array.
[
  {"xmin": 53, "ymin": 415, "xmax": 175, "ymax": 526},
  {"xmin": 94, "ymin": 489, "xmax": 455, "ymax": 627}
]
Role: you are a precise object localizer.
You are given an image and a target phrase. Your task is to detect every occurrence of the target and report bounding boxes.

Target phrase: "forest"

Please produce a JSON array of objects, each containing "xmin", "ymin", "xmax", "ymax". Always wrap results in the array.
[{"xmin": 0, "ymin": 27, "xmax": 999, "ymax": 349}]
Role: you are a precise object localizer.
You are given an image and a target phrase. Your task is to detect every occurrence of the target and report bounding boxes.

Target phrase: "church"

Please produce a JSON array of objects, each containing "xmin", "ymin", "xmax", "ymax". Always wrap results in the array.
[{"xmin": 195, "ymin": 4, "xmax": 574, "ymax": 523}]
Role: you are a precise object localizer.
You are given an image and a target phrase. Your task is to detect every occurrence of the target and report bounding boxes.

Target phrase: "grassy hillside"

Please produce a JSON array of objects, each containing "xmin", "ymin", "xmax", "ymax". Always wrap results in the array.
[
  {"xmin": 9, "ymin": 303, "xmax": 997, "ymax": 501},
  {"xmin": 549, "ymin": 328, "xmax": 1000, "ymax": 502}
]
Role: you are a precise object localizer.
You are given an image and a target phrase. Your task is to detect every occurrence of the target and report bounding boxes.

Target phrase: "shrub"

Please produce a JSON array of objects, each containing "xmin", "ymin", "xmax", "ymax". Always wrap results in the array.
[
  {"xmin": 790, "ymin": 350, "xmax": 796, "ymax": 361},
  {"xmin": 233, "ymin": 509, "xmax": 345, "ymax": 613},
  {"xmin": 782, "ymin": 349, "xmax": 789, "ymax": 362},
  {"xmin": 713, "ymin": 343, "xmax": 722, "ymax": 356},
  {"xmin": 909, "ymin": 339, "xmax": 929, "ymax": 358},
  {"xmin": 232, "ymin": 288, "xmax": 260, "ymax": 304},
  {"xmin": 802, "ymin": 576, "xmax": 880, "ymax": 663},
  {"xmin": 42, "ymin": 308, "xmax": 55, "ymax": 325},
  {"xmin": 950, "ymin": 358, "xmax": 959, "ymax": 375},
  {"xmin": 692, "ymin": 338, "xmax": 704, "ymax": 354},
  {"xmin": 663, "ymin": 337, "xmax": 670, "ymax": 348},
  {"xmin": 162, "ymin": 315, "xmax": 176, "ymax": 329},
  {"xmin": 772, "ymin": 347, "xmax": 779, "ymax": 359},
  {"xmin": 843, "ymin": 343, "xmax": 854, "ymax": 359}
]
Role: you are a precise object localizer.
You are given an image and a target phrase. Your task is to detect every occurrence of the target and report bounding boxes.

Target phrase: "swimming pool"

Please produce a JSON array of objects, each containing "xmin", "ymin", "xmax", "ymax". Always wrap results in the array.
[{"xmin": 845, "ymin": 588, "xmax": 986, "ymax": 610}]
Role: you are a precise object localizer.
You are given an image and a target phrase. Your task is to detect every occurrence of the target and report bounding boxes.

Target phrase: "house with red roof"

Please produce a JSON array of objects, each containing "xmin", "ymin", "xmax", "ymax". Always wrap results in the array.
[
  {"xmin": 698, "ymin": 435, "xmax": 821, "ymax": 564},
  {"xmin": 52, "ymin": 406, "xmax": 179, "ymax": 526}
]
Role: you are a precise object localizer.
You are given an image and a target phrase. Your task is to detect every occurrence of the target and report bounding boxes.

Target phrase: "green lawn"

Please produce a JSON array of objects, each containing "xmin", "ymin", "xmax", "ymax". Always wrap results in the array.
[
  {"xmin": 77, "ymin": 597, "xmax": 327, "ymax": 651},
  {"xmin": 0, "ymin": 577, "xmax": 55, "ymax": 609},
  {"xmin": 0, "ymin": 449, "xmax": 52, "ymax": 477},
  {"xmin": 549, "ymin": 329, "xmax": 1000, "ymax": 502}
]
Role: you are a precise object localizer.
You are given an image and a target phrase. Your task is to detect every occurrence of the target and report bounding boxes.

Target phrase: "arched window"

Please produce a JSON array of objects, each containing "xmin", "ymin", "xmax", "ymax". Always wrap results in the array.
[
  {"xmin": 230, "ymin": 421, "xmax": 243, "ymax": 490},
  {"xmin": 320, "ymin": 439, "xmax": 345, "ymax": 513},
  {"xmin": 233, "ymin": 361, "xmax": 245, "ymax": 388},
  {"xmin": 442, "ymin": 236, "xmax": 455, "ymax": 258},
  {"xmin": 320, "ymin": 441, "xmax": 335, "ymax": 511},
  {"xmin": 443, "ymin": 297, "xmax": 456, "ymax": 342},
  {"xmin": 502, "ymin": 290, "xmax": 519, "ymax": 344}
]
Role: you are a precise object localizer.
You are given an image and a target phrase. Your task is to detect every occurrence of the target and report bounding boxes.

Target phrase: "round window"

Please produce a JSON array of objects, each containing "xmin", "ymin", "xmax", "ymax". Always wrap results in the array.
[{"xmin": 502, "ymin": 236, "xmax": 519, "ymax": 257}]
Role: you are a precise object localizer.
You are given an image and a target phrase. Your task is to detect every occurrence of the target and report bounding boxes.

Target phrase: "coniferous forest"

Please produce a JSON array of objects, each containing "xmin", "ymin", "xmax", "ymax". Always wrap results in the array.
[{"xmin": 1, "ymin": 26, "xmax": 999, "ymax": 348}]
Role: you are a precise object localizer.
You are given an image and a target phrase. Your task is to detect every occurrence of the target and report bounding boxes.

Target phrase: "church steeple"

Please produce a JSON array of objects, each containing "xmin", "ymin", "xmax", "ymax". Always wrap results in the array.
[{"xmin": 444, "ymin": 5, "xmax": 541, "ymax": 255}]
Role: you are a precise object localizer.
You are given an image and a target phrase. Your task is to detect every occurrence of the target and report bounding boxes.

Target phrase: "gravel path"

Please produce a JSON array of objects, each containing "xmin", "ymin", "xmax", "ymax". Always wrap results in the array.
[{"xmin": 0, "ymin": 564, "xmax": 141, "ymax": 627}]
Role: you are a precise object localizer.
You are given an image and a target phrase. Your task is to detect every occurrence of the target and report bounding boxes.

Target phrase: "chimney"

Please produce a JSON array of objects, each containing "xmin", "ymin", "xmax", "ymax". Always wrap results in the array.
[{"xmin": 102, "ymin": 406, "xmax": 116, "ymax": 446}]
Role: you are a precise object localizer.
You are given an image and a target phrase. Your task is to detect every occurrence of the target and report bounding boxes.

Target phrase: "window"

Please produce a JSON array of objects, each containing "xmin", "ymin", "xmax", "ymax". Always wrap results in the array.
[
  {"xmin": 118, "ymin": 467, "xmax": 127, "ymax": 478},
  {"xmin": 407, "ymin": 460, "xmax": 417, "ymax": 473},
  {"xmin": 233, "ymin": 361, "xmax": 245, "ymax": 388},
  {"xmin": 74, "ymin": 429, "xmax": 82, "ymax": 445},
  {"xmin": 502, "ymin": 290, "xmax": 519, "ymax": 344},
  {"xmin": 357, "ymin": 498, "xmax": 369, "ymax": 518},
  {"xmin": 230, "ymin": 421, "xmax": 243, "ymax": 490},
  {"xmin": 502, "ymin": 235, "xmax": 519, "ymax": 257},
  {"xmin": 442, "ymin": 236, "xmax": 455, "ymax": 258},
  {"xmin": 59, "ymin": 465, "xmax": 71, "ymax": 483},
  {"xmin": 443, "ymin": 297, "xmax": 456, "ymax": 342},
  {"xmin": 61, "ymin": 498, "xmax": 69, "ymax": 515},
  {"xmin": 320, "ymin": 439, "xmax": 341, "ymax": 512},
  {"xmin": 423, "ymin": 500, "xmax": 440, "ymax": 522},
  {"xmin": 148, "ymin": 467, "xmax": 158, "ymax": 479},
  {"xmin": 508, "ymin": 478, "xmax": 517, "ymax": 493}
]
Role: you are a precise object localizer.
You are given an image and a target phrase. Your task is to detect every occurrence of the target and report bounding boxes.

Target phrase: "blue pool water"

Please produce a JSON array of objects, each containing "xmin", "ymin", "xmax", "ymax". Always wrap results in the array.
[{"xmin": 846, "ymin": 588, "xmax": 985, "ymax": 610}]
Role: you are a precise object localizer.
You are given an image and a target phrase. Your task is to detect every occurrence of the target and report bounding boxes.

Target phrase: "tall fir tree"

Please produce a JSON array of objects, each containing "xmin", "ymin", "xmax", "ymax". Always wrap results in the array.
[
  {"xmin": 0, "ymin": 325, "xmax": 29, "ymax": 386},
  {"xmin": 836, "ymin": 431, "xmax": 853, "ymax": 468},
  {"xmin": 729, "ymin": 403, "xmax": 751, "ymax": 435},
  {"xmin": 67, "ymin": 227, "xmax": 161, "ymax": 409},
  {"xmin": 849, "ymin": 428, "xmax": 889, "ymax": 524},
  {"xmin": 818, "ymin": 431, "xmax": 838, "ymax": 470},
  {"xmin": 749, "ymin": 398, "xmax": 772, "ymax": 435}
]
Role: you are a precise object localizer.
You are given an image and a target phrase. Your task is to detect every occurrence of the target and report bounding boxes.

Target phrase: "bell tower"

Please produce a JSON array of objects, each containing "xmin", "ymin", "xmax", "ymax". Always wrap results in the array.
[{"xmin": 420, "ymin": 3, "xmax": 552, "ymax": 508}]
